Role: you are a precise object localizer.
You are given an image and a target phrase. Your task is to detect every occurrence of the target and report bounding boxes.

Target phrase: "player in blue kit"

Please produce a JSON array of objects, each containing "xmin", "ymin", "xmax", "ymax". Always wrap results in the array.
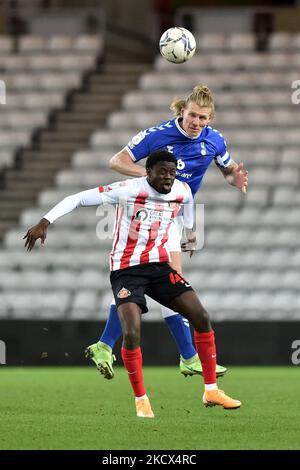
[{"xmin": 86, "ymin": 85, "xmax": 248, "ymax": 379}]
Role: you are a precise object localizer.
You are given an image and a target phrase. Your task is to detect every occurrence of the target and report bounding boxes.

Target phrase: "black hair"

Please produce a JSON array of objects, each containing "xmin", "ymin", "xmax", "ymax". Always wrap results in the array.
[{"xmin": 145, "ymin": 150, "xmax": 177, "ymax": 170}]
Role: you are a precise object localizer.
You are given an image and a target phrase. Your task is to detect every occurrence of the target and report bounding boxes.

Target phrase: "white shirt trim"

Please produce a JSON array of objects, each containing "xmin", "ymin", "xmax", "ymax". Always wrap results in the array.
[
  {"xmin": 125, "ymin": 145, "xmax": 136, "ymax": 161},
  {"xmin": 175, "ymin": 118, "xmax": 205, "ymax": 140}
]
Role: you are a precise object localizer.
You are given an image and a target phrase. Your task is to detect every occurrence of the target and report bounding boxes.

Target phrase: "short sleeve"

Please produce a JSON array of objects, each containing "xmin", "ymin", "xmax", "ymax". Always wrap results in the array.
[{"xmin": 125, "ymin": 130, "xmax": 152, "ymax": 162}]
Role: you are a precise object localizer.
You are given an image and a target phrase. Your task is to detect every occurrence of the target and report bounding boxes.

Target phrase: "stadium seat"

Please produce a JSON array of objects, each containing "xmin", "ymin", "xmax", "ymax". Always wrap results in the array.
[
  {"xmin": 1, "ymin": 55, "xmax": 29, "ymax": 71},
  {"xmin": 290, "ymin": 250, "xmax": 300, "ymax": 267},
  {"xmin": 264, "ymin": 249, "xmax": 292, "ymax": 268},
  {"xmin": 231, "ymin": 270, "xmax": 258, "ymax": 289},
  {"xmin": 0, "ymin": 130, "xmax": 32, "ymax": 150},
  {"xmin": 281, "ymin": 148, "xmax": 300, "ymax": 166},
  {"xmin": 272, "ymin": 188, "xmax": 295, "ymax": 206},
  {"xmin": 72, "ymin": 150, "xmax": 111, "ymax": 168},
  {"xmin": 290, "ymin": 33, "xmax": 300, "ymax": 51},
  {"xmin": 241, "ymin": 250, "xmax": 268, "ymax": 268},
  {"xmin": 71, "ymin": 290, "xmax": 99, "ymax": 313},
  {"xmin": 0, "ymin": 150, "xmax": 15, "ymax": 169},
  {"xmin": 47, "ymin": 35, "xmax": 74, "ymax": 52},
  {"xmin": 2, "ymin": 291, "xmax": 70, "ymax": 318},
  {"xmin": 227, "ymin": 33, "xmax": 255, "ymax": 51},
  {"xmin": 55, "ymin": 169, "xmax": 118, "ymax": 188},
  {"xmin": 267, "ymin": 53, "xmax": 292, "ymax": 69},
  {"xmin": 90, "ymin": 130, "xmax": 132, "ymax": 148},
  {"xmin": 19, "ymin": 36, "xmax": 48, "ymax": 53},
  {"xmin": 214, "ymin": 250, "xmax": 242, "ymax": 268},
  {"xmin": 245, "ymin": 188, "xmax": 269, "ymax": 207},
  {"xmin": 74, "ymin": 35, "xmax": 103, "ymax": 53},
  {"xmin": 0, "ymin": 36, "xmax": 14, "ymax": 54},
  {"xmin": 196, "ymin": 33, "xmax": 226, "ymax": 52},
  {"xmin": 269, "ymin": 33, "xmax": 291, "ymax": 51}
]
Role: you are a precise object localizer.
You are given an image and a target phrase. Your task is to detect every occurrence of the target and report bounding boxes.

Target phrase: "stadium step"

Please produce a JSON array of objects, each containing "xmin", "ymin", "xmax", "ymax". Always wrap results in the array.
[
  {"xmin": 103, "ymin": 63, "xmax": 151, "ymax": 74},
  {"xmin": 0, "ymin": 221, "xmax": 18, "ymax": 236},
  {"xmin": 5, "ymin": 179, "xmax": 54, "ymax": 192},
  {"xmin": 88, "ymin": 74, "xmax": 139, "ymax": 86},
  {"xmin": 21, "ymin": 160, "xmax": 70, "ymax": 172},
  {"xmin": 54, "ymin": 120, "xmax": 105, "ymax": 133},
  {"xmin": 40, "ymin": 130, "xmax": 91, "ymax": 144},
  {"xmin": 21, "ymin": 150, "xmax": 72, "ymax": 163},
  {"xmin": 0, "ymin": 188, "xmax": 38, "ymax": 201},
  {"xmin": 56, "ymin": 111, "xmax": 107, "ymax": 124},
  {"xmin": 89, "ymin": 83, "xmax": 138, "ymax": 94},
  {"xmin": 74, "ymin": 93, "xmax": 121, "ymax": 105},
  {"xmin": 0, "ymin": 200, "xmax": 34, "ymax": 213},
  {"xmin": 38, "ymin": 141, "xmax": 86, "ymax": 152}
]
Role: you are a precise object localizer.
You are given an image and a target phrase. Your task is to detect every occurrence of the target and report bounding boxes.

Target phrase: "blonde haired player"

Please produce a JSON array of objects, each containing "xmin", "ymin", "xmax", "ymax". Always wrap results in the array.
[{"xmin": 86, "ymin": 85, "xmax": 248, "ymax": 380}]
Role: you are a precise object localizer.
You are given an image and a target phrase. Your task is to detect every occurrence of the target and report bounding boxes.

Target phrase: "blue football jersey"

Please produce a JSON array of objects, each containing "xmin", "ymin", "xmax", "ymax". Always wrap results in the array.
[{"xmin": 126, "ymin": 118, "xmax": 232, "ymax": 197}]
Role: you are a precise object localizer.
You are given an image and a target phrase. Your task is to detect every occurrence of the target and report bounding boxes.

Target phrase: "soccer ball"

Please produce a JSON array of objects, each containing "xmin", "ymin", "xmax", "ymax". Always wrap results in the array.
[{"xmin": 159, "ymin": 27, "xmax": 196, "ymax": 64}]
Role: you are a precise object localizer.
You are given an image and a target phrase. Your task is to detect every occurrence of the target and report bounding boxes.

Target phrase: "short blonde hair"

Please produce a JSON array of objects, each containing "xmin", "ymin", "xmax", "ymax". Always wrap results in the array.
[{"xmin": 170, "ymin": 85, "xmax": 215, "ymax": 119}]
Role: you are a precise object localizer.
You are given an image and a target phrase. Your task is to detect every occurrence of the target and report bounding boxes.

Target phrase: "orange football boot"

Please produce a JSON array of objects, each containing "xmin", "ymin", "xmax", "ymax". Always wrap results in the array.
[
  {"xmin": 203, "ymin": 389, "xmax": 242, "ymax": 409},
  {"xmin": 135, "ymin": 398, "xmax": 155, "ymax": 418}
]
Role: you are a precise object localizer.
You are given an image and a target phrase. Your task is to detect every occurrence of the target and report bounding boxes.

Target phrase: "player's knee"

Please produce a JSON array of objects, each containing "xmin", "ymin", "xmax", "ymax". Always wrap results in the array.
[
  {"xmin": 123, "ymin": 327, "xmax": 140, "ymax": 349},
  {"xmin": 198, "ymin": 308, "xmax": 211, "ymax": 331}
]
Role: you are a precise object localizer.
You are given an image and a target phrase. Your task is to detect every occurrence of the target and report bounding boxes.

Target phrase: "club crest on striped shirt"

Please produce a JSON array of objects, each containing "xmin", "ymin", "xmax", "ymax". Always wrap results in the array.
[{"xmin": 117, "ymin": 287, "xmax": 131, "ymax": 298}]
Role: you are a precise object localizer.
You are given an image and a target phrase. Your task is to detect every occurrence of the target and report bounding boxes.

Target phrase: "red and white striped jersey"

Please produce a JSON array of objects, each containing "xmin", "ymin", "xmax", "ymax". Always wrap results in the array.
[{"xmin": 43, "ymin": 177, "xmax": 194, "ymax": 271}]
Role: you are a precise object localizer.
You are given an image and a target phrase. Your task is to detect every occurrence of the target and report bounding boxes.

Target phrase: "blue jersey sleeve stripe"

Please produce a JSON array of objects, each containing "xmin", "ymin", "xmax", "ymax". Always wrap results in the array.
[
  {"xmin": 220, "ymin": 151, "xmax": 229, "ymax": 160},
  {"xmin": 223, "ymin": 155, "xmax": 231, "ymax": 166},
  {"xmin": 125, "ymin": 145, "xmax": 137, "ymax": 161}
]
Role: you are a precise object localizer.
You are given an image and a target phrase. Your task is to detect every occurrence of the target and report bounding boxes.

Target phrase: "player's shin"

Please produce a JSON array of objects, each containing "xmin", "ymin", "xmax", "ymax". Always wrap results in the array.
[
  {"xmin": 121, "ymin": 346, "xmax": 154, "ymax": 418},
  {"xmin": 162, "ymin": 307, "xmax": 197, "ymax": 359},
  {"xmin": 194, "ymin": 330, "xmax": 217, "ymax": 387},
  {"xmin": 121, "ymin": 346, "xmax": 146, "ymax": 398},
  {"xmin": 99, "ymin": 302, "xmax": 122, "ymax": 348}
]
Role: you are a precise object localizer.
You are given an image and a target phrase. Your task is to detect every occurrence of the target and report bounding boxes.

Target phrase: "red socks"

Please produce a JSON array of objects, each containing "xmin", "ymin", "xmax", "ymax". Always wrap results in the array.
[
  {"xmin": 121, "ymin": 346, "xmax": 146, "ymax": 398},
  {"xmin": 194, "ymin": 330, "xmax": 217, "ymax": 385}
]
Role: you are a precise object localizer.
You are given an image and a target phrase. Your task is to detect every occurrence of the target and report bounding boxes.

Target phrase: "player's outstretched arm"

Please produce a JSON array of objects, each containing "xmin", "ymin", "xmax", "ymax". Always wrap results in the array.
[
  {"xmin": 23, "ymin": 187, "xmax": 110, "ymax": 252},
  {"xmin": 109, "ymin": 148, "xmax": 147, "ymax": 177},
  {"xmin": 217, "ymin": 160, "xmax": 248, "ymax": 194},
  {"xmin": 23, "ymin": 218, "xmax": 49, "ymax": 251}
]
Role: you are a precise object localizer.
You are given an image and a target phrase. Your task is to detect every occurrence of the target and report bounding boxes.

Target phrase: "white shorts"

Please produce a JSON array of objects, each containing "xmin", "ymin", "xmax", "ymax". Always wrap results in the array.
[{"xmin": 165, "ymin": 215, "xmax": 184, "ymax": 252}]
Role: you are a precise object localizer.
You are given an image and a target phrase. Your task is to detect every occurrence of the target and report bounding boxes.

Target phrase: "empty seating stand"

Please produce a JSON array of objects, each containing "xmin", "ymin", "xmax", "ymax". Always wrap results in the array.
[
  {"xmin": 0, "ymin": 34, "xmax": 103, "ymax": 172},
  {"xmin": 1, "ymin": 33, "xmax": 299, "ymax": 321}
]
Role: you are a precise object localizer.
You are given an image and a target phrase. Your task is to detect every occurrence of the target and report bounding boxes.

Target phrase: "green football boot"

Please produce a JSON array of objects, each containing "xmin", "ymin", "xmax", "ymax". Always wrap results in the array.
[
  {"xmin": 180, "ymin": 354, "xmax": 227, "ymax": 378},
  {"xmin": 85, "ymin": 341, "xmax": 116, "ymax": 380}
]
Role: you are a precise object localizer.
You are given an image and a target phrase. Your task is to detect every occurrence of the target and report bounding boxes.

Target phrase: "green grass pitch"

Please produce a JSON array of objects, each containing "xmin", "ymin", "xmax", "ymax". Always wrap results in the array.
[{"xmin": 0, "ymin": 366, "xmax": 299, "ymax": 450}]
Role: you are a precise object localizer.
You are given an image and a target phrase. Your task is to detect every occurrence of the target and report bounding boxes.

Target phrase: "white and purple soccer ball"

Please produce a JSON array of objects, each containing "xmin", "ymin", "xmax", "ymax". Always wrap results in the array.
[{"xmin": 159, "ymin": 27, "xmax": 196, "ymax": 64}]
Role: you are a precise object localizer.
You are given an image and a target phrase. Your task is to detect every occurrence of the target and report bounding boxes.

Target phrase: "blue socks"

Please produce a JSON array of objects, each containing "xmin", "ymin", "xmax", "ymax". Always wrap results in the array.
[
  {"xmin": 99, "ymin": 303, "xmax": 122, "ymax": 348},
  {"xmin": 164, "ymin": 314, "xmax": 197, "ymax": 360},
  {"xmin": 100, "ymin": 305, "xmax": 196, "ymax": 360}
]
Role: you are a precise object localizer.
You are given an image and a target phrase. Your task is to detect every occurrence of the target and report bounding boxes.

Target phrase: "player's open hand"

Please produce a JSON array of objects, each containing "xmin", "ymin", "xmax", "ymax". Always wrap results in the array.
[
  {"xmin": 227, "ymin": 162, "xmax": 248, "ymax": 194},
  {"xmin": 23, "ymin": 218, "xmax": 49, "ymax": 251},
  {"xmin": 181, "ymin": 236, "xmax": 197, "ymax": 258}
]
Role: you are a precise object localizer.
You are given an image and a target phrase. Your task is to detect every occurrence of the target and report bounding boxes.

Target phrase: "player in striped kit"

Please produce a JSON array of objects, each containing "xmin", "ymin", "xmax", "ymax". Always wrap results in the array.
[
  {"xmin": 23, "ymin": 150, "xmax": 242, "ymax": 417},
  {"xmin": 86, "ymin": 85, "xmax": 248, "ymax": 380}
]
